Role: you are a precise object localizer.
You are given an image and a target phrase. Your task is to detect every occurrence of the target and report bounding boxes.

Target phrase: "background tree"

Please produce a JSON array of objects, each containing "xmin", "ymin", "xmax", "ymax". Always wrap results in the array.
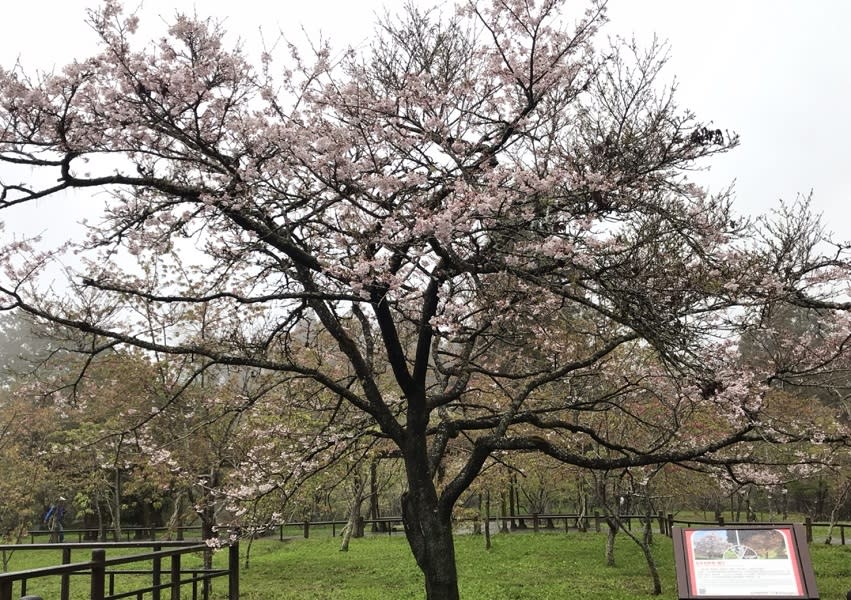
[
  {"xmin": 2, "ymin": 1, "xmax": 851, "ymax": 598},
  {"xmin": 0, "ymin": 387, "xmax": 51, "ymax": 568}
]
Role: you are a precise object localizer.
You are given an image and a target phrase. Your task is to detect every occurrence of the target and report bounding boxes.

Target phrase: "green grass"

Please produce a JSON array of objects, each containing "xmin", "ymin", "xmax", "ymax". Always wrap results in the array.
[
  {"xmin": 232, "ymin": 531, "xmax": 851, "ymax": 599},
  {"xmin": 4, "ymin": 531, "xmax": 851, "ymax": 599}
]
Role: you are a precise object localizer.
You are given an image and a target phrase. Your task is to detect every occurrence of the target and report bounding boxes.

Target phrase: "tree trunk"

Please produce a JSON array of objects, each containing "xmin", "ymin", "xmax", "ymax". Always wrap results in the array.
[
  {"xmin": 576, "ymin": 475, "xmax": 588, "ymax": 532},
  {"xmin": 141, "ymin": 499, "xmax": 152, "ymax": 539},
  {"xmin": 605, "ymin": 518, "xmax": 617, "ymax": 566},
  {"xmin": 167, "ymin": 491, "xmax": 185, "ymax": 540},
  {"xmin": 96, "ymin": 496, "xmax": 105, "ymax": 542},
  {"xmin": 369, "ymin": 459, "xmax": 384, "ymax": 533},
  {"xmin": 340, "ymin": 472, "xmax": 366, "ymax": 552},
  {"xmin": 473, "ymin": 494, "xmax": 482, "ymax": 535},
  {"xmin": 509, "ymin": 478, "xmax": 517, "ymax": 530},
  {"xmin": 615, "ymin": 506, "xmax": 663, "ymax": 595},
  {"xmin": 402, "ymin": 490, "xmax": 459, "ymax": 600},
  {"xmin": 823, "ymin": 479, "xmax": 851, "ymax": 544},
  {"xmin": 113, "ymin": 468, "xmax": 123, "ymax": 542},
  {"xmin": 400, "ymin": 449, "xmax": 460, "ymax": 600},
  {"xmin": 514, "ymin": 479, "xmax": 526, "ymax": 529},
  {"xmin": 640, "ymin": 519, "xmax": 663, "ymax": 595},
  {"xmin": 499, "ymin": 492, "xmax": 509, "ymax": 533},
  {"xmin": 484, "ymin": 490, "xmax": 492, "ymax": 551}
]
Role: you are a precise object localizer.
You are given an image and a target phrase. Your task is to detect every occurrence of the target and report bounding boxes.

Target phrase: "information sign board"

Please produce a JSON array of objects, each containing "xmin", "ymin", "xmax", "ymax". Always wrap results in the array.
[{"xmin": 672, "ymin": 525, "xmax": 818, "ymax": 599}]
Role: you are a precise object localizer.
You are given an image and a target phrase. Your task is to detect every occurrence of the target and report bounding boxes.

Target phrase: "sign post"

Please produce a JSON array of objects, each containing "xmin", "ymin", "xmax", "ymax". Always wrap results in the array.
[{"xmin": 672, "ymin": 525, "xmax": 819, "ymax": 599}]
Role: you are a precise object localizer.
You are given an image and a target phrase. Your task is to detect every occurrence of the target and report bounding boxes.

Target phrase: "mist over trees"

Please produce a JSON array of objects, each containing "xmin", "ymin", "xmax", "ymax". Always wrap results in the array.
[{"xmin": 2, "ymin": 1, "xmax": 851, "ymax": 598}]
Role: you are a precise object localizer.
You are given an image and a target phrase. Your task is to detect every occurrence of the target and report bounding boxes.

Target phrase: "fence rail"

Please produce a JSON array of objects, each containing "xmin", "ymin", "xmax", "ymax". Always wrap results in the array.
[
  {"xmin": 0, "ymin": 541, "xmax": 238, "ymax": 600},
  {"xmin": 277, "ymin": 512, "xmax": 667, "ymax": 540},
  {"xmin": 663, "ymin": 514, "xmax": 851, "ymax": 545},
  {"xmin": 24, "ymin": 526, "xmax": 207, "ymax": 545},
  {"xmin": 275, "ymin": 512, "xmax": 851, "ymax": 547}
]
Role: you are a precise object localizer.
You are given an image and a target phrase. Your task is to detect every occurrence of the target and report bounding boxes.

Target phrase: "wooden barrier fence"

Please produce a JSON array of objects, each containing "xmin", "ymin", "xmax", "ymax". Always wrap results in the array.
[
  {"xmin": 663, "ymin": 514, "xmax": 851, "ymax": 544},
  {"xmin": 278, "ymin": 512, "xmax": 669, "ymax": 540},
  {"xmin": 0, "ymin": 541, "xmax": 238, "ymax": 600},
  {"xmin": 24, "ymin": 525, "xmax": 207, "ymax": 545},
  {"xmin": 276, "ymin": 512, "xmax": 851, "ymax": 547}
]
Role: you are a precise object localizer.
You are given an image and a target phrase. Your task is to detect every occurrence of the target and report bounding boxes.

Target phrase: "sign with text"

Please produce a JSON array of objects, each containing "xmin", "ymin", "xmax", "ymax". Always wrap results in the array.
[{"xmin": 672, "ymin": 525, "xmax": 818, "ymax": 599}]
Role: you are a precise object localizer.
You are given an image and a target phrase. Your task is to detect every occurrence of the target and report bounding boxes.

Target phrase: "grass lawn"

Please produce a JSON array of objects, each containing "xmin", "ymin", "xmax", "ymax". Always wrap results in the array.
[
  {"xmin": 235, "ymin": 530, "xmax": 851, "ymax": 599},
  {"xmin": 5, "ymin": 530, "xmax": 851, "ymax": 599},
  {"xmin": 240, "ymin": 531, "xmax": 667, "ymax": 599}
]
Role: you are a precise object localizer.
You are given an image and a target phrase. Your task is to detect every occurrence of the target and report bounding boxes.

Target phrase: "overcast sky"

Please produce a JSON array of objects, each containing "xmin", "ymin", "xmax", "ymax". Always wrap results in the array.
[{"xmin": 1, "ymin": 0, "xmax": 849, "ymax": 244}]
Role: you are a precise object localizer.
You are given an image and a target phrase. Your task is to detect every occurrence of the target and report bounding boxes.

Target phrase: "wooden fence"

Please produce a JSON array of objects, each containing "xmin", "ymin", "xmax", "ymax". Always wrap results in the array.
[
  {"xmin": 663, "ymin": 514, "xmax": 851, "ymax": 545},
  {"xmin": 24, "ymin": 526, "xmax": 207, "ymax": 545},
  {"xmin": 278, "ymin": 512, "xmax": 668, "ymax": 540},
  {"xmin": 30, "ymin": 513, "xmax": 851, "ymax": 546},
  {"xmin": 0, "ymin": 540, "xmax": 238, "ymax": 600},
  {"xmin": 277, "ymin": 512, "xmax": 851, "ymax": 547}
]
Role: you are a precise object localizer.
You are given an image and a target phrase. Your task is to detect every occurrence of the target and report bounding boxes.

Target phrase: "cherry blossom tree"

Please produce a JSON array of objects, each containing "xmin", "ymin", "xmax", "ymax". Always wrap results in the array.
[{"xmin": 2, "ymin": 1, "xmax": 851, "ymax": 598}]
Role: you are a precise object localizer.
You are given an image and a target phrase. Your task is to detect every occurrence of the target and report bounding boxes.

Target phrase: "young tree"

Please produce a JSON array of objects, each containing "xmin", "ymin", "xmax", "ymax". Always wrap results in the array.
[{"xmin": 2, "ymin": 2, "xmax": 851, "ymax": 598}]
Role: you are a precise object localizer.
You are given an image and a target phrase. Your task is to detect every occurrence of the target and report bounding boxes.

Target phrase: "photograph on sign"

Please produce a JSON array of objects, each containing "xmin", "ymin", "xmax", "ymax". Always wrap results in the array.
[{"xmin": 672, "ymin": 525, "xmax": 819, "ymax": 599}]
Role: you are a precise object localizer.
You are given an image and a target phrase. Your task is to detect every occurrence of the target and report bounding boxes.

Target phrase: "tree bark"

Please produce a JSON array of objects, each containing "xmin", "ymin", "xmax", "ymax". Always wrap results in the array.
[
  {"xmin": 96, "ymin": 497, "xmax": 105, "ymax": 542},
  {"xmin": 484, "ymin": 490, "xmax": 492, "ymax": 551},
  {"xmin": 605, "ymin": 518, "xmax": 617, "ymax": 566},
  {"xmin": 369, "ymin": 459, "xmax": 384, "ymax": 533},
  {"xmin": 113, "ymin": 467, "xmax": 123, "ymax": 542},
  {"xmin": 500, "ymin": 492, "xmax": 509, "ymax": 533},
  {"xmin": 509, "ymin": 477, "xmax": 517, "ymax": 530},
  {"xmin": 640, "ymin": 519, "xmax": 663, "ymax": 595},
  {"xmin": 473, "ymin": 494, "xmax": 482, "ymax": 535},
  {"xmin": 402, "ymin": 490, "xmax": 459, "ymax": 600},
  {"xmin": 823, "ymin": 479, "xmax": 851, "ymax": 544},
  {"xmin": 400, "ymin": 447, "xmax": 460, "ymax": 600},
  {"xmin": 340, "ymin": 472, "xmax": 366, "ymax": 552},
  {"xmin": 167, "ymin": 491, "xmax": 185, "ymax": 541}
]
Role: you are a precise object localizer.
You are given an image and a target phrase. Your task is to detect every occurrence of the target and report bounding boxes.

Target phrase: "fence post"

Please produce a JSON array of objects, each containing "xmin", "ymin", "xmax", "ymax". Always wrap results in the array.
[
  {"xmin": 841, "ymin": 524, "xmax": 846, "ymax": 546},
  {"xmin": 0, "ymin": 580, "xmax": 12, "ymax": 600},
  {"xmin": 90, "ymin": 549, "xmax": 106, "ymax": 600},
  {"xmin": 170, "ymin": 553, "xmax": 181, "ymax": 600},
  {"xmin": 303, "ymin": 521, "xmax": 310, "ymax": 539},
  {"xmin": 152, "ymin": 544, "xmax": 162, "ymax": 600},
  {"xmin": 594, "ymin": 511, "xmax": 601, "ymax": 533},
  {"xmin": 532, "ymin": 514, "xmax": 539, "ymax": 533},
  {"xmin": 61, "ymin": 546, "xmax": 71, "ymax": 600},
  {"xmin": 804, "ymin": 517, "xmax": 813, "ymax": 543},
  {"xmin": 229, "ymin": 541, "xmax": 240, "ymax": 600},
  {"xmin": 667, "ymin": 514, "xmax": 674, "ymax": 537}
]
